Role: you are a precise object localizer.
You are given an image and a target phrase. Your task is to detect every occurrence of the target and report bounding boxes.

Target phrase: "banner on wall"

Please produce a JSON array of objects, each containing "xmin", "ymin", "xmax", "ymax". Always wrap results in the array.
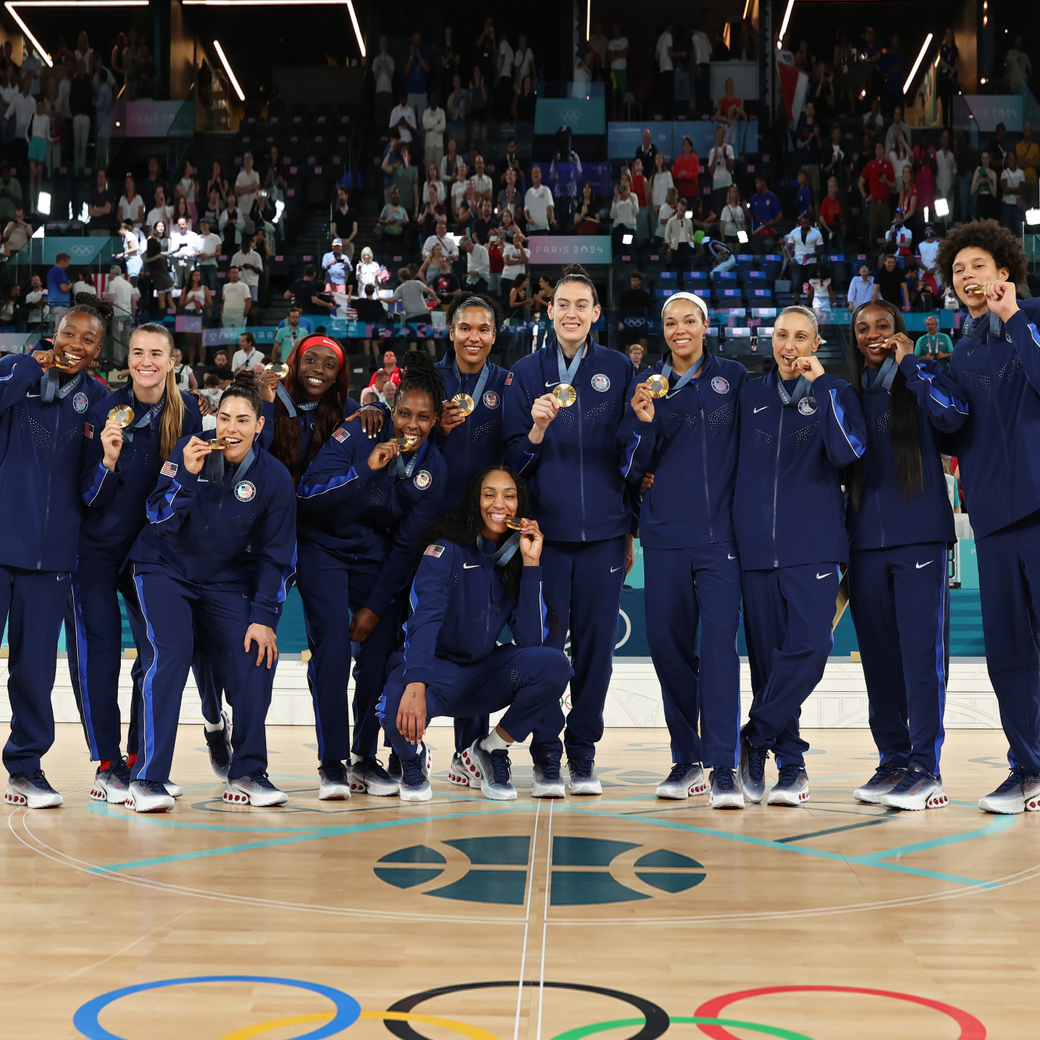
[
  {"xmin": 527, "ymin": 236, "xmax": 612, "ymax": 265},
  {"xmin": 534, "ymin": 97, "xmax": 606, "ymax": 136},
  {"xmin": 27, "ymin": 236, "xmax": 120, "ymax": 266}
]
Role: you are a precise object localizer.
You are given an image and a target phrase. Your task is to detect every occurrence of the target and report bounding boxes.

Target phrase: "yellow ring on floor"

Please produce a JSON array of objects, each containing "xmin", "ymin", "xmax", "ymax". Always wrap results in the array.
[{"xmin": 216, "ymin": 1009, "xmax": 502, "ymax": 1040}]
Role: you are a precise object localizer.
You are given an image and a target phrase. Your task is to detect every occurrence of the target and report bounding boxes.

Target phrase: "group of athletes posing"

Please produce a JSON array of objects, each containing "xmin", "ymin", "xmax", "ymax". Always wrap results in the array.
[{"xmin": 1, "ymin": 218, "xmax": 1038, "ymax": 816}]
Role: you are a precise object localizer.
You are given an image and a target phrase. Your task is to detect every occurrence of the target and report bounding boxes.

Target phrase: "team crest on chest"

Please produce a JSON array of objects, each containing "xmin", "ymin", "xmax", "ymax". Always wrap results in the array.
[
  {"xmin": 414, "ymin": 469, "xmax": 432, "ymax": 490},
  {"xmin": 73, "ymin": 392, "xmax": 89, "ymax": 413},
  {"xmin": 482, "ymin": 390, "xmax": 500, "ymax": 410},
  {"xmin": 591, "ymin": 373, "xmax": 610, "ymax": 392},
  {"xmin": 798, "ymin": 397, "xmax": 818, "ymax": 415},
  {"xmin": 234, "ymin": 480, "xmax": 257, "ymax": 502},
  {"xmin": 711, "ymin": 376, "xmax": 730, "ymax": 395}
]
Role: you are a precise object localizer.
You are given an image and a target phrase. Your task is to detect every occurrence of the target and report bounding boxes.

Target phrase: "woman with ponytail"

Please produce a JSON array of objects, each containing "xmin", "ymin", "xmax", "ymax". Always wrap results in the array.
[
  {"xmin": 1, "ymin": 294, "xmax": 109, "ymax": 808},
  {"xmin": 69, "ymin": 322, "xmax": 205, "ymax": 806},
  {"xmin": 845, "ymin": 300, "xmax": 968, "ymax": 810},
  {"xmin": 296, "ymin": 350, "xmax": 447, "ymax": 800}
]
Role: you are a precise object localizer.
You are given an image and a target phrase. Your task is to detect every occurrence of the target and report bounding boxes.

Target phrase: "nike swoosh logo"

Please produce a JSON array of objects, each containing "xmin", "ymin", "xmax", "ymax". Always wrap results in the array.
[
  {"xmin": 816, "ymin": 572, "xmax": 831, "ymax": 580},
  {"xmin": 966, "ymin": 350, "xmax": 976, "ymax": 357},
  {"xmin": 463, "ymin": 563, "xmax": 480, "ymax": 570},
  {"xmin": 610, "ymin": 565, "xmax": 622, "ymax": 573},
  {"xmin": 727, "ymin": 553, "xmax": 736, "ymax": 560},
  {"xmin": 915, "ymin": 561, "xmax": 933, "ymax": 569},
  {"xmin": 545, "ymin": 380, "xmax": 560, "ymax": 388},
  {"xmin": 753, "ymin": 405, "xmax": 768, "ymax": 414}
]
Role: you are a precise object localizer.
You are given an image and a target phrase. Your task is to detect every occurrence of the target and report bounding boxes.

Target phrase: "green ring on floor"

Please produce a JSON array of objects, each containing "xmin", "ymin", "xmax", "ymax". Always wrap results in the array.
[{"xmin": 550, "ymin": 1017, "xmax": 819, "ymax": 1040}]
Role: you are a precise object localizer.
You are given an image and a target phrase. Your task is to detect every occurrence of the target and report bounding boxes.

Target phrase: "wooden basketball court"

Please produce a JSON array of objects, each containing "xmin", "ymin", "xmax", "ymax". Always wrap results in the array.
[{"xmin": 3, "ymin": 724, "xmax": 1034, "ymax": 1039}]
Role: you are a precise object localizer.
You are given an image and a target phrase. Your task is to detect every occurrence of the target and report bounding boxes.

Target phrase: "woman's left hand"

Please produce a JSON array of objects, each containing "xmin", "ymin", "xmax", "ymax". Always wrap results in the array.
[
  {"xmin": 887, "ymin": 332, "xmax": 915, "ymax": 364},
  {"xmin": 518, "ymin": 518, "xmax": 543, "ymax": 566},
  {"xmin": 347, "ymin": 406, "xmax": 385, "ymax": 439},
  {"xmin": 256, "ymin": 368, "xmax": 279, "ymax": 403},
  {"xmin": 350, "ymin": 607, "xmax": 380, "ymax": 643},
  {"xmin": 791, "ymin": 355, "xmax": 826, "ymax": 382},
  {"xmin": 244, "ymin": 623, "xmax": 278, "ymax": 668}
]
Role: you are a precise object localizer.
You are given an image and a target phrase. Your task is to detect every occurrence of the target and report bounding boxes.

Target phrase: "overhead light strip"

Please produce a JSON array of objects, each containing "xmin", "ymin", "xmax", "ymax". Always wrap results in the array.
[{"xmin": 213, "ymin": 38, "xmax": 245, "ymax": 101}]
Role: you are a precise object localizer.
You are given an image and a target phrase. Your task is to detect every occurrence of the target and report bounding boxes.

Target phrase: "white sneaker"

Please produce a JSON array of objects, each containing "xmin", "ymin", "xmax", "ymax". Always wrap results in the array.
[
  {"xmin": 567, "ymin": 757, "xmax": 602, "ymax": 796},
  {"xmin": 5, "ymin": 770, "xmax": 64, "ymax": 809},
  {"xmin": 318, "ymin": 762, "xmax": 352, "ymax": 800},
  {"xmin": 126, "ymin": 779, "xmax": 175, "ymax": 813},
  {"xmin": 399, "ymin": 747, "xmax": 432, "ymax": 802},
  {"xmin": 164, "ymin": 780, "xmax": 184, "ymax": 799},
  {"xmin": 979, "ymin": 768, "xmax": 1040, "ymax": 815},
  {"xmin": 708, "ymin": 766, "xmax": 745, "ymax": 809},
  {"xmin": 447, "ymin": 752, "xmax": 480, "ymax": 788},
  {"xmin": 767, "ymin": 765, "xmax": 810, "ymax": 806},
  {"xmin": 89, "ymin": 760, "xmax": 132, "ymax": 804},
  {"xmin": 223, "ymin": 771, "xmax": 288, "ymax": 806},
  {"xmin": 531, "ymin": 752, "xmax": 567, "ymax": 798},
  {"xmin": 881, "ymin": 768, "xmax": 949, "ymax": 811},
  {"xmin": 656, "ymin": 762, "xmax": 708, "ymax": 799},
  {"xmin": 348, "ymin": 757, "xmax": 400, "ymax": 796}
]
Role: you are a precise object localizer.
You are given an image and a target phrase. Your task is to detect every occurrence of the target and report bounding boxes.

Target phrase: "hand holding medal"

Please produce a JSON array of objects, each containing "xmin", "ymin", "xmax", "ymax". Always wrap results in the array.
[{"xmin": 515, "ymin": 517, "xmax": 543, "ymax": 566}]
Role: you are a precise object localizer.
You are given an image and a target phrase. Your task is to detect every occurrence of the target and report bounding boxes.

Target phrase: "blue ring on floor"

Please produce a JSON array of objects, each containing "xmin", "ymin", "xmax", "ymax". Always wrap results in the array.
[{"xmin": 73, "ymin": 975, "xmax": 360, "ymax": 1040}]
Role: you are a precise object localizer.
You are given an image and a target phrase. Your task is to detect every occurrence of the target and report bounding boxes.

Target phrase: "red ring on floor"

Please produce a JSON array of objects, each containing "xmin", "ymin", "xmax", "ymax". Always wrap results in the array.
[{"xmin": 693, "ymin": 986, "xmax": 986, "ymax": 1040}]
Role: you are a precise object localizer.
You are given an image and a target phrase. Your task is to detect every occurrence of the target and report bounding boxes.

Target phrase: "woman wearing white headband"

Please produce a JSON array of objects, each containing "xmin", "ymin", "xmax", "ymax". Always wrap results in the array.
[{"xmin": 620, "ymin": 291, "xmax": 748, "ymax": 807}]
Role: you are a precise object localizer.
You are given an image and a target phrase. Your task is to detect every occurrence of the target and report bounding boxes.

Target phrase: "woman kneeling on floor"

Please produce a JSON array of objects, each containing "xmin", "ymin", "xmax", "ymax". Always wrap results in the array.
[{"xmin": 378, "ymin": 466, "xmax": 572, "ymax": 802}]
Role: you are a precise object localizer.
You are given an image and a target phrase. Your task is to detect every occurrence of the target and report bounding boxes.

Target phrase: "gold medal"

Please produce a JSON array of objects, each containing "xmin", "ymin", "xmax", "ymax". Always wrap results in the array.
[
  {"xmin": 53, "ymin": 352, "xmax": 78, "ymax": 371},
  {"xmin": 108, "ymin": 405, "xmax": 135, "ymax": 428},
  {"xmin": 965, "ymin": 286, "xmax": 986, "ymax": 296},
  {"xmin": 504, "ymin": 517, "xmax": 525, "ymax": 531},
  {"xmin": 210, "ymin": 438, "xmax": 229, "ymax": 450},
  {"xmin": 552, "ymin": 383, "xmax": 577, "ymax": 408},
  {"xmin": 452, "ymin": 392, "xmax": 475, "ymax": 416},
  {"xmin": 265, "ymin": 362, "xmax": 290, "ymax": 379},
  {"xmin": 645, "ymin": 374, "xmax": 669, "ymax": 398},
  {"xmin": 395, "ymin": 435, "xmax": 417, "ymax": 451}
]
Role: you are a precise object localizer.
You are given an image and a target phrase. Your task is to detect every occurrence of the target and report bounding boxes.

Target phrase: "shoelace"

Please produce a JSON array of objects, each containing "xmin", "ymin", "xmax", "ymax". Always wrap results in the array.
[
  {"xmin": 993, "ymin": 766, "xmax": 1027, "ymax": 794},
  {"xmin": 243, "ymin": 770, "xmax": 276, "ymax": 790},
  {"xmin": 401, "ymin": 756, "xmax": 427, "ymax": 787},
  {"xmin": 776, "ymin": 763, "xmax": 804, "ymax": 787},
  {"xmin": 321, "ymin": 762, "xmax": 347, "ymax": 785},
  {"xmin": 865, "ymin": 764, "xmax": 903, "ymax": 787},
  {"xmin": 139, "ymin": 779, "xmax": 170, "ymax": 796},
  {"xmin": 488, "ymin": 749, "xmax": 512, "ymax": 786},
  {"xmin": 890, "ymin": 768, "xmax": 934, "ymax": 794},
  {"xmin": 205, "ymin": 725, "xmax": 228, "ymax": 749},
  {"xmin": 747, "ymin": 747, "xmax": 767, "ymax": 783},
  {"xmin": 109, "ymin": 760, "xmax": 132, "ymax": 786},
  {"xmin": 365, "ymin": 758, "xmax": 394, "ymax": 782},
  {"xmin": 666, "ymin": 761, "xmax": 697, "ymax": 783},
  {"xmin": 571, "ymin": 758, "xmax": 595, "ymax": 780},
  {"xmin": 19, "ymin": 769, "xmax": 53, "ymax": 788},
  {"xmin": 712, "ymin": 766, "xmax": 736, "ymax": 792},
  {"xmin": 539, "ymin": 753, "xmax": 562, "ymax": 782}
]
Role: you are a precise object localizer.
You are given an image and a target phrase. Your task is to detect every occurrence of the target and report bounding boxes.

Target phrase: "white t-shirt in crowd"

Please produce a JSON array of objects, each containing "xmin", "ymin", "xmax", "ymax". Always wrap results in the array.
[
  {"xmin": 787, "ymin": 226, "xmax": 824, "ymax": 264},
  {"xmin": 691, "ymin": 30, "xmax": 712, "ymax": 65},
  {"xmin": 524, "ymin": 185, "xmax": 554, "ymax": 228},
  {"xmin": 389, "ymin": 103, "xmax": 416, "ymax": 143},
  {"xmin": 918, "ymin": 239, "xmax": 940, "ymax": 272},
  {"xmin": 422, "ymin": 179, "xmax": 446, "ymax": 205},
  {"xmin": 608, "ymin": 37, "xmax": 628, "ymax": 70},
  {"xmin": 466, "ymin": 243, "xmax": 490, "ymax": 282},
  {"xmin": 198, "ymin": 232, "xmax": 222, "ymax": 266},
  {"xmin": 501, "ymin": 243, "xmax": 527, "ymax": 281},
  {"xmin": 471, "ymin": 173, "xmax": 493, "ymax": 198},
  {"xmin": 146, "ymin": 204, "xmax": 172, "ymax": 229},
  {"xmin": 1002, "ymin": 167, "xmax": 1026, "ymax": 200},
  {"xmin": 118, "ymin": 195, "xmax": 144, "ymax": 224},
  {"xmin": 656, "ymin": 31, "xmax": 674, "ymax": 72},
  {"xmin": 514, "ymin": 46, "xmax": 535, "ymax": 82},
  {"xmin": 708, "ymin": 144, "xmax": 735, "ymax": 189},
  {"xmin": 497, "ymin": 39, "xmax": 514, "ymax": 80},
  {"xmin": 231, "ymin": 248, "xmax": 261, "ymax": 287},
  {"xmin": 372, "ymin": 52, "xmax": 395, "ymax": 93},
  {"xmin": 235, "ymin": 169, "xmax": 261, "ymax": 215},
  {"xmin": 232, "ymin": 346, "xmax": 265, "ymax": 371},
  {"xmin": 650, "ymin": 171, "xmax": 674, "ymax": 208},
  {"xmin": 222, "ymin": 281, "xmax": 252, "ymax": 315}
]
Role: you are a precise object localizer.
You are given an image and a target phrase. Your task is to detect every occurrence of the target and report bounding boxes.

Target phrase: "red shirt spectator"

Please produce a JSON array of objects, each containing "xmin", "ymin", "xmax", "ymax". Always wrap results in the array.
[
  {"xmin": 368, "ymin": 350, "xmax": 402, "ymax": 388},
  {"xmin": 863, "ymin": 154, "xmax": 896, "ymax": 201},
  {"xmin": 913, "ymin": 143, "xmax": 937, "ymax": 209},
  {"xmin": 820, "ymin": 194, "xmax": 844, "ymax": 231},
  {"xmin": 672, "ymin": 143, "xmax": 701, "ymax": 202}
]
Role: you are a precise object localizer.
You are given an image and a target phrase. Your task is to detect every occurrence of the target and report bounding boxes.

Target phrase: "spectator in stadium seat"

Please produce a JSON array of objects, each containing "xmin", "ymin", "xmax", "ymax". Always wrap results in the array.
[
  {"xmin": 648, "ymin": 151, "xmax": 674, "ymax": 231},
  {"xmin": 885, "ymin": 208, "xmax": 914, "ymax": 260},
  {"xmin": 719, "ymin": 185, "xmax": 745, "ymax": 245},
  {"xmin": 469, "ymin": 198, "xmax": 497, "ymax": 245},
  {"xmin": 625, "ymin": 343, "xmax": 648, "ymax": 374},
  {"xmin": 146, "ymin": 184, "xmax": 173, "ymax": 230},
  {"xmin": 446, "ymin": 73, "xmax": 468, "ymax": 147},
  {"xmin": 819, "ymin": 176, "xmax": 845, "ymax": 252},
  {"xmin": 795, "ymin": 100, "xmax": 822, "ymax": 198},
  {"xmin": 524, "ymin": 164, "xmax": 556, "ymax": 235},
  {"xmin": 934, "ymin": 129, "xmax": 956, "ymax": 216},
  {"xmin": 234, "ymin": 152, "xmax": 261, "ymax": 225},
  {"xmin": 405, "ymin": 33, "xmax": 431, "ymax": 125},
  {"xmin": 331, "ymin": 187, "xmax": 358, "ymax": 259},
  {"xmin": 460, "ymin": 235, "xmax": 490, "ymax": 293},
  {"xmin": 897, "ymin": 166, "xmax": 919, "ymax": 237},
  {"xmin": 821, "ymin": 125, "xmax": 847, "ymax": 194},
  {"xmin": 872, "ymin": 252, "xmax": 909, "ymax": 312},
  {"xmin": 655, "ymin": 20, "xmax": 676, "ymax": 118},
  {"xmin": 970, "ymin": 150, "xmax": 999, "ymax": 221},
  {"xmin": 377, "ymin": 185, "xmax": 410, "ymax": 249},
  {"xmin": 1016, "ymin": 122, "xmax": 1038, "ymax": 205},
  {"xmin": 671, "ymin": 137, "xmax": 700, "ymax": 209},
  {"xmin": 422, "ymin": 92, "xmax": 446, "ymax": 173},
  {"xmin": 392, "ymin": 140, "xmax": 420, "ymax": 219},
  {"xmin": 1001, "ymin": 151, "xmax": 1026, "ymax": 235},
  {"xmin": 795, "ymin": 169, "xmax": 813, "ymax": 219},
  {"xmin": 634, "ymin": 127, "xmax": 659, "ymax": 171},
  {"xmin": 221, "ymin": 265, "xmax": 252, "ymax": 328},
  {"xmin": 422, "ymin": 161, "xmax": 446, "ymax": 209},
  {"xmin": 419, "ymin": 183, "xmax": 450, "ymax": 240},
  {"xmin": 858, "ymin": 141, "xmax": 896, "ymax": 245},
  {"xmin": 390, "ymin": 91, "xmax": 416, "ymax": 146},
  {"xmin": 707, "ymin": 124, "xmax": 735, "ymax": 220},
  {"xmin": 847, "ymin": 263, "xmax": 875, "ymax": 310},
  {"xmin": 499, "ymin": 207, "xmax": 519, "ymax": 245},
  {"xmin": 913, "ymin": 131, "xmax": 937, "ymax": 213},
  {"xmin": 468, "ymin": 66, "xmax": 490, "ymax": 144},
  {"xmin": 610, "ymin": 175, "xmax": 640, "ymax": 252},
  {"xmin": 372, "ymin": 36, "xmax": 395, "ymax": 129},
  {"xmin": 629, "ymin": 157, "xmax": 650, "ymax": 241},
  {"xmin": 783, "ymin": 211, "xmax": 824, "ymax": 304},
  {"xmin": 747, "ymin": 175, "xmax": 783, "ymax": 251},
  {"xmin": 495, "ymin": 31, "xmax": 514, "ymax": 119},
  {"xmin": 441, "ymin": 138, "xmax": 463, "ymax": 187},
  {"xmin": 575, "ymin": 180, "xmax": 603, "ymax": 235},
  {"xmin": 885, "ymin": 104, "xmax": 911, "ymax": 154},
  {"xmin": 118, "ymin": 174, "xmax": 145, "ymax": 227},
  {"xmin": 471, "ymin": 152, "xmax": 493, "ymax": 204},
  {"xmin": 607, "ymin": 23, "xmax": 628, "ymax": 121},
  {"xmin": 498, "ymin": 166, "xmax": 523, "ymax": 222},
  {"xmin": 515, "ymin": 73, "xmax": 536, "ymax": 123},
  {"xmin": 664, "ymin": 199, "xmax": 695, "ymax": 269},
  {"xmin": 712, "ymin": 78, "xmax": 747, "ymax": 149},
  {"xmin": 321, "ymin": 239, "xmax": 352, "ymax": 294},
  {"xmin": 655, "ymin": 186, "xmax": 677, "ymax": 245}
]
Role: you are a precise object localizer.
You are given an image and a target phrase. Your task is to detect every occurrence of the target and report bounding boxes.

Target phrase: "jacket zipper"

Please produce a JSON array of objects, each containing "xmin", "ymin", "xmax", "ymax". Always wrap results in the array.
[
  {"xmin": 987, "ymin": 344, "xmax": 1013, "ymax": 523},
  {"xmin": 771, "ymin": 405, "xmax": 784, "ymax": 568},
  {"xmin": 697, "ymin": 384, "xmax": 714, "ymax": 542},
  {"xmin": 39, "ymin": 403, "xmax": 60, "ymax": 570}
]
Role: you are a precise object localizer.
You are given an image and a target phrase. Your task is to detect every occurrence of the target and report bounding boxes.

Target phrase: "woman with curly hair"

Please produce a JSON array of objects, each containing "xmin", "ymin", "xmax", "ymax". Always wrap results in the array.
[{"xmin": 936, "ymin": 219, "xmax": 1040, "ymax": 814}]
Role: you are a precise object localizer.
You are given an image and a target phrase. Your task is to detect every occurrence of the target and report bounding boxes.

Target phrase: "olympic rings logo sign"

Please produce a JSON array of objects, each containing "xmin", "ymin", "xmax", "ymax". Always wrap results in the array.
[
  {"xmin": 560, "ymin": 109, "xmax": 582, "ymax": 124},
  {"xmin": 70, "ymin": 244, "xmax": 97, "ymax": 258}
]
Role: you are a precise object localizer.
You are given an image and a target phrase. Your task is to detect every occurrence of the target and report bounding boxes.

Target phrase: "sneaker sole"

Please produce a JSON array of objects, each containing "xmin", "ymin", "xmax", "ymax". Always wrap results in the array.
[
  {"xmin": 90, "ymin": 781, "xmax": 128, "ymax": 804},
  {"xmin": 447, "ymin": 762, "xmax": 481, "ymax": 789},
  {"xmin": 736, "ymin": 779, "xmax": 765, "ymax": 805},
  {"xmin": 223, "ymin": 790, "xmax": 288, "ymax": 807},
  {"xmin": 318, "ymin": 785, "xmax": 352, "ymax": 801},
  {"xmin": 125, "ymin": 795, "xmax": 173, "ymax": 813},
  {"xmin": 350, "ymin": 778, "xmax": 400, "ymax": 796},
  {"xmin": 979, "ymin": 798, "xmax": 1025, "ymax": 814},
  {"xmin": 1027, "ymin": 794, "xmax": 1040, "ymax": 812},
  {"xmin": 710, "ymin": 792, "xmax": 746, "ymax": 809},
  {"xmin": 531, "ymin": 782, "xmax": 567, "ymax": 798},
  {"xmin": 883, "ymin": 791, "xmax": 949, "ymax": 811},
  {"xmin": 4, "ymin": 790, "xmax": 64, "ymax": 809},
  {"xmin": 767, "ymin": 790, "xmax": 810, "ymax": 806},
  {"xmin": 480, "ymin": 783, "xmax": 518, "ymax": 801},
  {"xmin": 399, "ymin": 786, "xmax": 433, "ymax": 803},
  {"xmin": 568, "ymin": 781, "xmax": 603, "ymax": 796},
  {"xmin": 853, "ymin": 789, "xmax": 893, "ymax": 804}
]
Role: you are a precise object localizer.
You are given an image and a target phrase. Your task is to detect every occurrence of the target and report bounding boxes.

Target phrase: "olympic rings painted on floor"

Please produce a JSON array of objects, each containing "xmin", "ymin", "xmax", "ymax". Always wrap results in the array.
[
  {"xmin": 385, "ymin": 981, "xmax": 670, "ymax": 1040},
  {"xmin": 216, "ymin": 1010, "xmax": 501, "ymax": 1040},
  {"xmin": 693, "ymin": 986, "xmax": 987, "ymax": 1040},
  {"xmin": 549, "ymin": 1016, "xmax": 819, "ymax": 1040},
  {"xmin": 72, "ymin": 976, "xmax": 360, "ymax": 1040}
]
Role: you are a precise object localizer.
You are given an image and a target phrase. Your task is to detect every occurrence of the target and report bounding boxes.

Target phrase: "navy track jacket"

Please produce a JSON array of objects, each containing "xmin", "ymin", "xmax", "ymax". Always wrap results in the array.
[
  {"xmin": 503, "ymin": 337, "xmax": 637, "ymax": 543},
  {"xmin": 79, "ymin": 386, "xmax": 202, "ymax": 562},
  {"xmin": 618, "ymin": 352, "xmax": 747, "ymax": 550},
  {"xmin": 734, "ymin": 367, "xmax": 866, "ymax": 570},
  {"xmin": 949, "ymin": 300, "xmax": 1040, "ymax": 539},
  {"xmin": 400, "ymin": 538, "xmax": 548, "ymax": 686},
  {"xmin": 130, "ymin": 432, "xmax": 297, "ymax": 629},
  {"xmin": 296, "ymin": 420, "xmax": 447, "ymax": 618},
  {"xmin": 0, "ymin": 352, "xmax": 107, "ymax": 572},
  {"xmin": 847, "ymin": 355, "xmax": 968, "ymax": 551}
]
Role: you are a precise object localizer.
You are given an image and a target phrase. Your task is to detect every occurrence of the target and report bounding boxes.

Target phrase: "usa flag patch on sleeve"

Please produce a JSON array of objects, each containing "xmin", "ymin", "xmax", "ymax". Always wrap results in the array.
[
  {"xmin": 83, "ymin": 423, "xmax": 94, "ymax": 438},
  {"xmin": 333, "ymin": 427, "xmax": 350, "ymax": 442},
  {"xmin": 161, "ymin": 461, "xmax": 179, "ymax": 478},
  {"xmin": 424, "ymin": 544, "xmax": 445, "ymax": 558},
  {"xmin": 504, "ymin": 372, "xmax": 513, "ymax": 385}
]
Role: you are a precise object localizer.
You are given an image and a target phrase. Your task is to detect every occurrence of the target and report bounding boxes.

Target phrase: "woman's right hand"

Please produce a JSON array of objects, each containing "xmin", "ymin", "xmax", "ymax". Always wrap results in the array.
[
  {"xmin": 182, "ymin": 435, "xmax": 213, "ymax": 474},
  {"xmin": 397, "ymin": 682, "xmax": 428, "ymax": 744},
  {"xmin": 100, "ymin": 419, "xmax": 124, "ymax": 471},
  {"xmin": 256, "ymin": 367, "xmax": 279, "ymax": 403},
  {"xmin": 435, "ymin": 400, "xmax": 466, "ymax": 436},
  {"xmin": 31, "ymin": 348, "xmax": 58, "ymax": 372},
  {"xmin": 528, "ymin": 393, "xmax": 560, "ymax": 443},
  {"xmin": 631, "ymin": 383, "xmax": 655, "ymax": 423},
  {"xmin": 366, "ymin": 440, "xmax": 399, "ymax": 471}
]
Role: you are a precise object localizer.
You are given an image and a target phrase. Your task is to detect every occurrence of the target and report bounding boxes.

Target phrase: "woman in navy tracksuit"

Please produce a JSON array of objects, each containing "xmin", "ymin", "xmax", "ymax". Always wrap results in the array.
[
  {"xmin": 378, "ymin": 466, "xmax": 571, "ymax": 801},
  {"xmin": 845, "ymin": 301, "xmax": 968, "ymax": 810},
  {"xmin": 619, "ymin": 292, "xmax": 747, "ymax": 808},
  {"xmin": 296, "ymin": 351, "xmax": 447, "ymax": 801},
  {"xmin": 734, "ymin": 305, "xmax": 866, "ymax": 806},
  {"xmin": 1, "ymin": 297, "xmax": 109, "ymax": 809},
  {"xmin": 125, "ymin": 380, "xmax": 297, "ymax": 812},
  {"xmin": 503, "ymin": 265, "xmax": 637, "ymax": 795},
  {"xmin": 70, "ymin": 322, "xmax": 203, "ymax": 805},
  {"xmin": 432, "ymin": 294, "xmax": 510, "ymax": 785},
  {"xmin": 936, "ymin": 220, "xmax": 1040, "ymax": 813}
]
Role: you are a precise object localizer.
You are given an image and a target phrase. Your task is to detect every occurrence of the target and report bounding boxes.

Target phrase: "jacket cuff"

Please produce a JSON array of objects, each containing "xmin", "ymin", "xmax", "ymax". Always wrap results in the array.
[
  {"xmin": 175, "ymin": 464, "xmax": 201, "ymax": 490},
  {"xmin": 402, "ymin": 666, "xmax": 435, "ymax": 686},
  {"xmin": 249, "ymin": 604, "xmax": 281, "ymax": 629},
  {"xmin": 1003, "ymin": 308, "xmax": 1031, "ymax": 343},
  {"xmin": 898, "ymin": 353, "xmax": 924, "ymax": 377},
  {"xmin": 365, "ymin": 587, "xmax": 394, "ymax": 620}
]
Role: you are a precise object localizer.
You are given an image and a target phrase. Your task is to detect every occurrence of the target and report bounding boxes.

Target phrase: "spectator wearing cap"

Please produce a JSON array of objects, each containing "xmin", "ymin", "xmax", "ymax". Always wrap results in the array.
[
  {"xmin": 885, "ymin": 208, "xmax": 913, "ymax": 259},
  {"xmin": 918, "ymin": 223, "xmax": 941, "ymax": 286},
  {"xmin": 321, "ymin": 238, "xmax": 352, "ymax": 293}
]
